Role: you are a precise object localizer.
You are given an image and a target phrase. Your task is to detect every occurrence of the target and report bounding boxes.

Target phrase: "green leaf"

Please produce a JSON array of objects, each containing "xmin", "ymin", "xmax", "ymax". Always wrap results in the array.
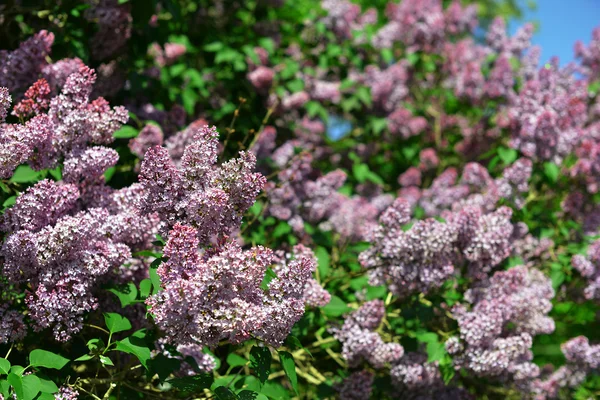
[
  {"xmin": 204, "ymin": 42, "xmax": 224, "ymax": 52},
  {"xmin": 29, "ymin": 349, "xmax": 70, "ymax": 370},
  {"xmin": 74, "ymin": 354, "xmax": 94, "ymax": 362},
  {"xmin": 497, "ymin": 147, "xmax": 517, "ymax": 164},
  {"xmin": 8, "ymin": 373, "xmax": 40, "ymax": 400},
  {"xmin": 37, "ymin": 376, "xmax": 58, "ymax": 394},
  {"xmin": 149, "ymin": 354, "xmax": 181, "ymax": 382},
  {"xmin": 226, "ymin": 353, "xmax": 247, "ymax": 368},
  {"xmin": 250, "ymin": 346, "xmax": 272, "ymax": 386},
  {"xmin": 284, "ymin": 336, "xmax": 312, "ymax": 358},
  {"xmin": 0, "ymin": 359, "xmax": 9, "ymax": 375},
  {"xmin": 239, "ymin": 390, "xmax": 267, "ymax": 400},
  {"xmin": 7, "ymin": 373, "xmax": 23, "ymax": 400},
  {"xmin": 353, "ymin": 163, "xmax": 370, "ymax": 183},
  {"xmin": 168, "ymin": 374, "xmax": 214, "ymax": 392},
  {"xmin": 139, "ymin": 279, "xmax": 152, "ymax": 298},
  {"xmin": 108, "ymin": 283, "xmax": 138, "ymax": 307},
  {"xmin": 114, "ymin": 330, "xmax": 151, "ymax": 368},
  {"xmin": 214, "ymin": 386, "xmax": 239, "ymax": 400},
  {"xmin": 0, "ymin": 380, "xmax": 9, "ymax": 398},
  {"xmin": 322, "ymin": 295, "xmax": 351, "ymax": 317},
  {"xmin": 99, "ymin": 355, "xmax": 114, "ymax": 366},
  {"xmin": 278, "ymin": 351, "xmax": 298, "ymax": 394},
  {"xmin": 9, "ymin": 165, "xmax": 46, "ymax": 183},
  {"xmin": 87, "ymin": 338, "xmax": 105, "ymax": 352},
  {"xmin": 543, "ymin": 162, "xmax": 560, "ymax": 183},
  {"xmin": 113, "ymin": 126, "xmax": 139, "ymax": 139},
  {"xmin": 315, "ymin": 247, "xmax": 330, "ymax": 278},
  {"xmin": 104, "ymin": 313, "xmax": 132, "ymax": 333}
]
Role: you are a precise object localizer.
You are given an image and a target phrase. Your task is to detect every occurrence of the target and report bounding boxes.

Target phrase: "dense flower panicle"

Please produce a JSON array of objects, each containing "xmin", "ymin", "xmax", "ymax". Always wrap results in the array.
[
  {"xmin": 54, "ymin": 386, "xmax": 79, "ymax": 400},
  {"xmin": 164, "ymin": 118, "xmax": 209, "ymax": 162},
  {"xmin": 0, "ymin": 180, "xmax": 79, "ymax": 233},
  {"xmin": 0, "ymin": 113, "xmax": 53, "ymax": 178},
  {"xmin": 575, "ymin": 27, "xmax": 600, "ymax": 78},
  {"xmin": 1, "ymin": 179, "xmax": 153, "ymax": 342},
  {"xmin": 0, "ymin": 87, "xmax": 10, "ymax": 122},
  {"xmin": 571, "ymin": 239, "xmax": 600, "ymax": 301},
  {"xmin": 138, "ymin": 146, "xmax": 183, "ymax": 223},
  {"xmin": 444, "ymin": 1, "xmax": 478, "ymax": 35},
  {"xmin": 398, "ymin": 167, "xmax": 421, "ymax": 187},
  {"xmin": 149, "ymin": 42, "xmax": 187, "ymax": 67},
  {"xmin": 508, "ymin": 60, "xmax": 587, "ymax": 163},
  {"xmin": 333, "ymin": 300, "xmax": 404, "ymax": 368},
  {"xmin": 0, "ymin": 65, "xmax": 129, "ymax": 175},
  {"xmin": 147, "ymin": 224, "xmax": 314, "ymax": 347},
  {"xmin": 12, "ymin": 78, "xmax": 52, "ymax": 118},
  {"xmin": 387, "ymin": 108, "xmax": 428, "ymax": 138},
  {"xmin": 272, "ymin": 245, "xmax": 330, "ymax": 307},
  {"xmin": 321, "ymin": 0, "xmax": 361, "ymax": 40},
  {"xmin": 309, "ymin": 79, "xmax": 341, "ymax": 103},
  {"xmin": 390, "ymin": 352, "xmax": 441, "ymax": 390},
  {"xmin": 361, "ymin": 62, "xmax": 409, "ymax": 112},
  {"xmin": 63, "ymin": 146, "xmax": 119, "ymax": 184},
  {"xmin": 532, "ymin": 336, "xmax": 600, "ymax": 399},
  {"xmin": 140, "ymin": 125, "xmax": 265, "ymax": 244},
  {"xmin": 419, "ymin": 161, "xmax": 531, "ymax": 217},
  {"xmin": 374, "ymin": 0, "xmax": 444, "ymax": 51},
  {"xmin": 0, "ymin": 304, "xmax": 27, "ymax": 344},
  {"xmin": 281, "ymin": 91, "xmax": 310, "ymax": 110},
  {"xmin": 129, "ymin": 124, "xmax": 164, "ymax": 158},
  {"xmin": 248, "ymin": 66, "xmax": 275, "ymax": 93},
  {"xmin": 0, "ymin": 30, "xmax": 54, "ymax": 94},
  {"xmin": 250, "ymin": 126, "xmax": 277, "ymax": 159},
  {"xmin": 42, "ymin": 58, "xmax": 86, "ymax": 92},
  {"xmin": 451, "ymin": 206, "xmax": 514, "ymax": 279},
  {"xmin": 337, "ymin": 370, "xmax": 374, "ymax": 400},
  {"xmin": 84, "ymin": 0, "xmax": 132, "ymax": 60},
  {"xmin": 447, "ymin": 266, "xmax": 554, "ymax": 384},
  {"xmin": 360, "ymin": 209, "xmax": 458, "ymax": 297}
]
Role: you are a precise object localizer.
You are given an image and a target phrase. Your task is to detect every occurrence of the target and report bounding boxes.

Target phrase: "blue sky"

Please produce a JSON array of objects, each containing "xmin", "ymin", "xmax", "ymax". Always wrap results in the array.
[{"xmin": 509, "ymin": 0, "xmax": 600, "ymax": 65}]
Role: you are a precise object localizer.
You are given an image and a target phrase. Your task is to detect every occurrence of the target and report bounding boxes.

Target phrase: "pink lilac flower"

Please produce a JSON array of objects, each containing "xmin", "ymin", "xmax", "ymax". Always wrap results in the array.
[
  {"xmin": 129, "ymin": 124, "xmax": 164, "ymax": 158},
  {"xmin": 0, "ymin": 30, "xmax": 54, "ymax": 94},
  {"xmin": 447, "ymin": 265, "xmax": 554, "ymax": 385},
  {"xmin": 333, "ymin": 300, "xmax": 404, "ymax": 368},
  {"xmin": 147, "ymin": 224, "xmax": 314, "ymax": 347},
  {"xmin": 337, "ymin": 371, "xmax": 374, "ymax": 400}
]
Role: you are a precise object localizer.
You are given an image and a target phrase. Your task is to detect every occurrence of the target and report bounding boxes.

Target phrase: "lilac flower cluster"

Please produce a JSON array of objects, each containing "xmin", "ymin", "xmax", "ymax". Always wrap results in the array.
[
  {"xmin": 272, "ymin": 245, "xmax": 331, "ymax": 307},
  {"xmin": 571, "ymin": 239, "xmax": 600, "ymax": 301},
  {"xmin": 149, "ymin": 42, "xmax": 187, "ymax": 67},
  {"xmin": 532, "ymin": 336, "xmax": 600, "ymax": 399},
  {"xmin": 84, "ymin": 0, "xmax": 132, "ymax": 60},
  {"xmin": 321, "ymin": 0, "xmax": 377, "ymax": 41},
  {"xmin": 575, "ymin": 27, "xmax": 600, "ymax": 79},
  {"xmin": 54, "ymin": 386, "xmax": 79, "ymax": 400},
  {"xmin": 336, "ymin": 370, "xmax": 374, "ymax": 400},
  {"xmin": 359, "ymin": 196, "xmax": 515, "ymax": 296},
  {"xmin": 139, "ymin": 125, "xmax": 266, "ymax": 245},
  {"xmin": 266, "ymin": 149, "xmax": 390, "ymax": 242},
  {"xmin": 446, "ymin": 265, "xmax": 555, "ymax": 386},
  {"xmin": 146, "ymin": 223, "xmax": 315, "ymax": 347},
  {"xmin": 417, "ymin": 160, "xmax": 532, "ymax": 216},
  {"xmin": 508, "ymin": 59, "xmax": 587, "ymax": 163},
  {"xmin": 0, "ymin": 178, "xmax": 156, "ymax": 341},
  {"xmin": 1, "ymin": 65, "xmax": 128, "ymax": 179},
  {"xmin": 0, "ymin": 30, "xmax": 54, "ymax": 94},
  {"xmin": 389, "ymin": 351, "xmax": 472, "ymax": 399},
  {"xmin": 333, "ymin": 300, "xmax": 404, "ymax": 368},
  {"xmin": 359, "ymin": 198, "xmax": 458, "ymax": 297}
]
